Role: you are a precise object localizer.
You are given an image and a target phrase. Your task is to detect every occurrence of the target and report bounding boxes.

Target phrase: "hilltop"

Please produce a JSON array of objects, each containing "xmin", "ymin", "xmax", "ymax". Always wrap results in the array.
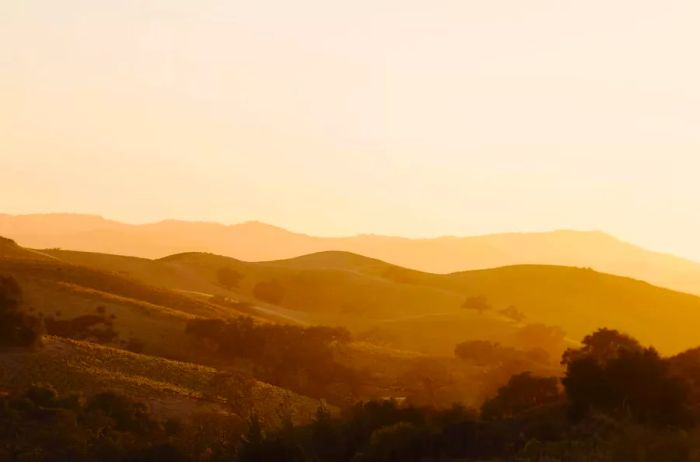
[{"xmin": 2, "ymin": 213, "xmax": 700, "ymax": 296}]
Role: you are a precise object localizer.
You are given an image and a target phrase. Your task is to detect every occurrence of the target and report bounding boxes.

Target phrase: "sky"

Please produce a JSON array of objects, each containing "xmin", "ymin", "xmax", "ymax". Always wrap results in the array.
[{"xmin": 2, "ymin": 0, "xmax": 700, "ymax": 259}]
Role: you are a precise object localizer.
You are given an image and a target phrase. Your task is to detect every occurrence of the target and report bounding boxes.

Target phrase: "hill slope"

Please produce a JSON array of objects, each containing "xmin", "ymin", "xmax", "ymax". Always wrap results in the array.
[
  {"xmin": 0, "ymin": 243, "xmax": 278, "ymax": 359},
  {"xmin": 39, "ymin": 247, "xmax": 700, "ymax": 356},
  {"xmin": 3, "ymin": 213, "xmax": 700, "ymax": 295},
  {"xmin": 0, "ymin": 336, "xmax": 321, "ymax": 426}
]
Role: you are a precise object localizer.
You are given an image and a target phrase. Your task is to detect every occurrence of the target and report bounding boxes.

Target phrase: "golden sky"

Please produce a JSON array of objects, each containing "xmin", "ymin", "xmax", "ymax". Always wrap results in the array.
[{"xmin": 2, "ymin": 1, "xmax": 700, "ymax": 259}]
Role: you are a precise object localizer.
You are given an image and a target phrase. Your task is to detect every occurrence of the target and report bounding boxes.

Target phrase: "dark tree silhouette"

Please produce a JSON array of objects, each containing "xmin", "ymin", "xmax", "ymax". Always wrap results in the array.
[
  {"xmin": 562, "ymin": 331, "xmax": 691, "ymax": 426},
  {"xmin": 185, "ymin": 317, "xmax": 356, "ymax": 403},
  {"xmin": 86, "ymin": 391, "xmax": 156, "ymax": 433},
  {"xmin": 0, "ymin": 274, "xmax": 22, "ymax": 311},
  {"xmin": 499, "ymin": 305, "xmax": 526, "ymax": 322},
  {"xmin": 562, "ymin": 327, "xmax": 641, "ymax": 366},
  {"xmin": 45, "ymin": 313, "xmax": 117, "ymax": 342},
  {"xmin": 0, "ymin": 275, "xmax": 42, "ymax": 348},
  {"xmin": 461, "ymin": 296, "xmax": 491, "ymax": 314},
  {"xmin": 481, "ymin": 372, "xmax": 561, "ymax": 420},
  {"xmin": 455, "ymin": 340, "xmax": 512, "ymax": 366},
  {"xmin": 235, "ymin": 415, "xmax": 305, "ymax": 462}
]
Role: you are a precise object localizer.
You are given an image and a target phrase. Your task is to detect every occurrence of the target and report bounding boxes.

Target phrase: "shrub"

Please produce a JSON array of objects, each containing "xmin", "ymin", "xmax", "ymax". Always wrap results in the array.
[{"xmin": 0, "ymin": 275, "xmax": 42, "ymax": 348}]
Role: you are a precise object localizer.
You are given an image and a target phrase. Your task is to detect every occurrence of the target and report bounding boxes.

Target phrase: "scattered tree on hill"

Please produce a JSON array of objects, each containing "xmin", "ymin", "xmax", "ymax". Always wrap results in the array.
[
  {"xmin": 455, "ymin": 340, "xmax": 508, "ymax": 366},
  {"xmin": 461, "ymin": 296, "xmax": 491, "ymax": 314},
  {"xmin": 185, "ymin": 317, "xmax": 357, "ymax": 403},
  {"xmin": 0, "ymin": 275, "xmax": 42, "ymax": 348},
  {"xmin": 454, "ymin": 340, "xmax": 547, "ymax": 367},
  {"xmin": 86, "ymin": 391, "xmax": 156, "ymax": 433},
  {"xmin": 253, "ymin": 280, "xmax": 285, "ymax": 304},
  {"xmin": 44, "ymin": 313, "xmax": 117, "ymax": 343},
  {"xmin": 217, "ymin": 266, "xmax": 244, "ymax": 290},
  {"xmin": 498, "ymin": 305, "xmax": 526, "ymax": 322}
]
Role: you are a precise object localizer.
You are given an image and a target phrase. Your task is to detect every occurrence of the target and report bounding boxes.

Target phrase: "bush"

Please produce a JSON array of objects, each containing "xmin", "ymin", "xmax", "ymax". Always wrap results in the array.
[
  {"xmin": 0, "ymin": 275, "xmax": 42, "ymax": 348},
  {"xmin": 45, "ymin": 313, "xmax": 117, "ymax": 343},
  {"xmin": 481, "ymin": 372, "xmax": 561, "ymax": 420}
]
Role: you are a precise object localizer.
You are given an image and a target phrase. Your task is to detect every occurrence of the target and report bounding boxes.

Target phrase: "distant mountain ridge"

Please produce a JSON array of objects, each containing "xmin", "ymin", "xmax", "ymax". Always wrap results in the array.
[{"xmin": 2, "ymin": 213, "xmax": 700, "ymax": 295}]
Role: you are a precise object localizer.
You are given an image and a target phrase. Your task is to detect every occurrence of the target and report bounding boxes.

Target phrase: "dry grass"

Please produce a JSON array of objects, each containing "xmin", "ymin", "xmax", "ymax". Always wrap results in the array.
[{"xmin": 0, "ymin": 336, "xmax": 322, "ymax": 426}]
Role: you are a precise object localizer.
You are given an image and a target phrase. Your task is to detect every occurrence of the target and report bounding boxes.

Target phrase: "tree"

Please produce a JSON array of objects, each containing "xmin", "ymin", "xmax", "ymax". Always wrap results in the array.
[
  {"xmin": 235, "ymin": 415, "xmax": 306, "ymax": 462},
  {"xmin": 217, "ymin": 266, "xmax": 244, "ymax": 290},
  {"xmin": 455, "ymin": 340, "xmax": 512, "ymax": 366},
  {"xmin": 562, "ymin": 328, "xmax": 641, "ymax": 366},
  {"xmin": 499, "ymin": 305, "xmax": 526, "ymax": 323},
  {"xmin": 184, "ymin": 317, "xmax": 356, "ymax": 403},
  {"xmin": 461, "ymin": 296, "xmax": 491, "ymax": 314},
  {"xmin": 44, "ymin": 313, "xmax": 117, "ymax": 343},
  {"xmin": 669, "ymin": 347, "xmax": 700, "ymax": 410},
  {"xmin": 310, "ymin": 406, "xmax": 343, "ymax": 462},
  {"xmin": 562, "ymin": 330, "xmax": 691, "ymax": 426},
  {"xmin": 481, "ymin": 372, "xmax": 561, "ymax": 420},
  {"xmin": 358, "ymin": 422, "xmax": 429, "ymax": 462},
  {"xmin": 86, "ymin": 391, "xmax": 156, "ymax": 433},
  {"xmin": 0, "ymin": 275, "xmax": 42, "ymax": 348},
  {"xmin": 0, "ymin": 275, "xmax": 21, "ymax": 311}
]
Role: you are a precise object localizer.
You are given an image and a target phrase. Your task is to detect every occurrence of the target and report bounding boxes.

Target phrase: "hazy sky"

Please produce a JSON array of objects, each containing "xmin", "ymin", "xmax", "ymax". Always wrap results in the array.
[{"xmin": 2, "ymin": 1, "xmax": 700, "ymax": 259}]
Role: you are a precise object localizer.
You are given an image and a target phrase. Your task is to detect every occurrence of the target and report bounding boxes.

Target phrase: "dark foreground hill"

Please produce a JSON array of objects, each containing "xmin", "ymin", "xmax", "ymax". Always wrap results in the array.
[{"xmin": 0, "ymin": 336, "xmax": 321, "ymax": 426}]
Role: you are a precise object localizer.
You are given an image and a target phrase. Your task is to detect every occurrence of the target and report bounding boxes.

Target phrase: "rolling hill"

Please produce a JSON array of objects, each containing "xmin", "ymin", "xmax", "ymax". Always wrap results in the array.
[
  {"xmin": 35, "ymin": 246, "xmax": 700, "ymax": 356},
  {"xmin": 3, "ymin": 213, "xmax": 700, "ymax": 296},
  {"xmin": 0, "ymin": 238, "xmax": 330, "ymax": 429},
  {"xmin": 6, "ymin": 237, "xmax": 700, "ymax": 415},
  {"xmin": 0, "ymin": 236, "xmax": 280, "ymax": 360}
]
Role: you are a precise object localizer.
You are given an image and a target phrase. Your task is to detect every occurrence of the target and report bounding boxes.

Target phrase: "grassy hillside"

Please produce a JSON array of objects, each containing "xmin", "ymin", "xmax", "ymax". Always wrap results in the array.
[
  {"xmin": 0, "ymin": 336, "xmax": 321, "ymax": 427},
  {"xmin": 37, "ymin": 248, "xmax": 700, "ymax": 355},
  {"xmin": 269, "ymin": 253, "xmax": 700, "ymax": 354},
  {"xmin": 0, "ymin": 246, "xmax": 280, "ymax": 359}
]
